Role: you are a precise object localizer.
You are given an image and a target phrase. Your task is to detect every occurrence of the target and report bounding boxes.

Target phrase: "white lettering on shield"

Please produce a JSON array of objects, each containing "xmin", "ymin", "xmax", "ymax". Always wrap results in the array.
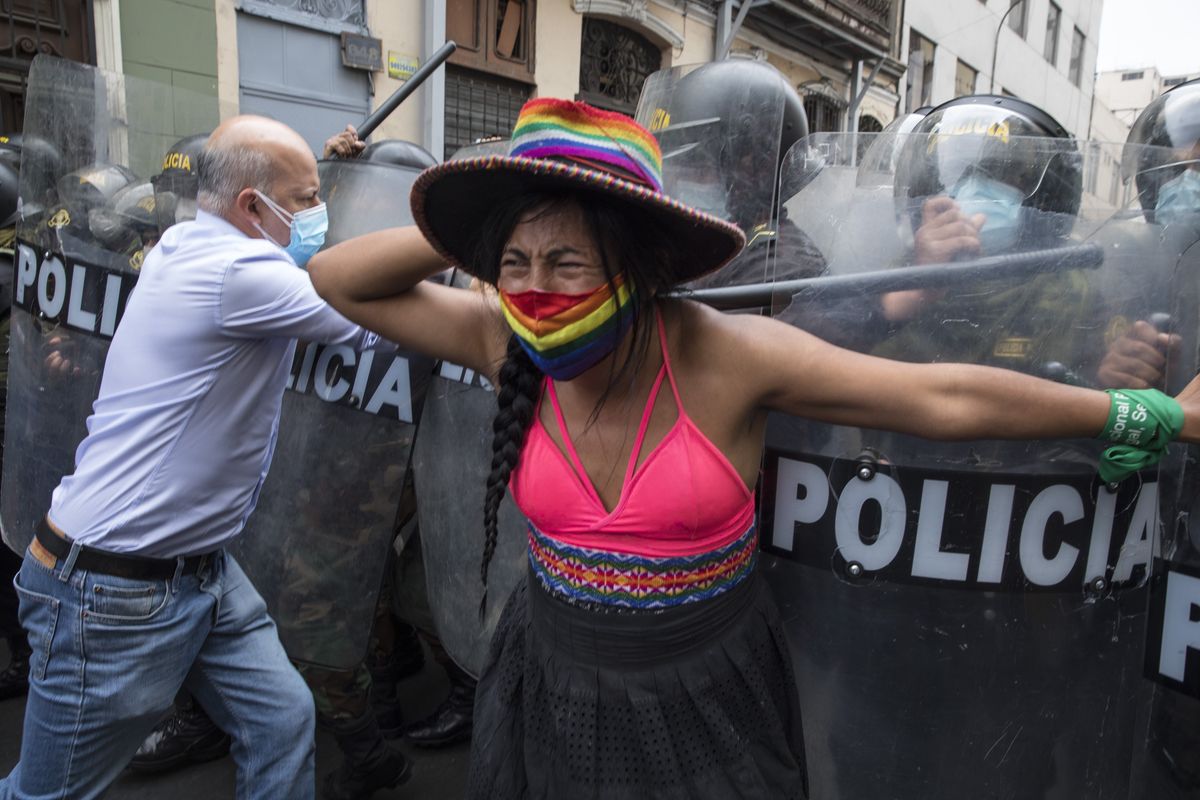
[
  {"xmin": 287, "ymin": 342, "xmax": 413, "ymax": 421},
  {"xmin": 1159, "ymin": 570, "xmax": 1200, "ymax": 684},
  {"xmin": 768, "ymin": 455, "xmax": 1159, "ymax": 590},
  {"xmin": 14, "ymin": 243, "xmax": 133, "ymax": 337},
  {"xmin": 438, "ymin": 360, "xmax": 494, "ymax": 391}
]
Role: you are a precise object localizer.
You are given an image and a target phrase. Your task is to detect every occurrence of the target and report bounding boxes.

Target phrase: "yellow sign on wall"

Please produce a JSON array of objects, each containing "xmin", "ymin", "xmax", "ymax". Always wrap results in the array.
[{"xmin": 388, "ymin": 52, "xmax": 419, "ymax": 82}]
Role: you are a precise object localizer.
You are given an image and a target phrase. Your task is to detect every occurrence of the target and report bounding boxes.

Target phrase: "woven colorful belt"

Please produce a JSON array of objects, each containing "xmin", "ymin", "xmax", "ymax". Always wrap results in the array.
[{"xmin": 528, "ymin": 523, "xmax": 758, "ymax": 610}]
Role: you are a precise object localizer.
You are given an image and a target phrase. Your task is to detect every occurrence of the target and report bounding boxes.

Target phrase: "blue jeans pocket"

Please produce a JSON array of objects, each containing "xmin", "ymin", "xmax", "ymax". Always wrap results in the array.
[
  {"xmin": 86, "ymin": 575, "xmax": 170, "ymax": 623},
  {"xmin": 13, "ymin": 572, "xmax": 61, "ymax": 681}
]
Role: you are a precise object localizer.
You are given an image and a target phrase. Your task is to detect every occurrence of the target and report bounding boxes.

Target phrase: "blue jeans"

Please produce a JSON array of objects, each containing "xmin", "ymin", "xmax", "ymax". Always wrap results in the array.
[{"xmin": 0, "ymin": 546, "xmax": 315, "ymax": 800}]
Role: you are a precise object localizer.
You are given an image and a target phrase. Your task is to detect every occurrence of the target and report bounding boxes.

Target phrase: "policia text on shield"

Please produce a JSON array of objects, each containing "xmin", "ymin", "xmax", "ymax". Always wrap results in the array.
[{"xmin": 309, "ymin": 98, "xmax": 1200, "ymax": 799}]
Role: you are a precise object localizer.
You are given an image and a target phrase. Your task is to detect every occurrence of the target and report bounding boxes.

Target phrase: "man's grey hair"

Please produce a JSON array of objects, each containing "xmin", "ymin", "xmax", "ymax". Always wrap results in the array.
[{"xmin": 197, "ymin": 143, "xmax": 272, "ymax": 216}]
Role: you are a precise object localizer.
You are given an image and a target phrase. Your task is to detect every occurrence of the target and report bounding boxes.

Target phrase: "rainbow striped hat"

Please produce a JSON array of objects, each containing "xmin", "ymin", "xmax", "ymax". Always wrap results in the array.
[{"xmin": 410, "ymin": 98, "xmax": 745, "ymax": 285}]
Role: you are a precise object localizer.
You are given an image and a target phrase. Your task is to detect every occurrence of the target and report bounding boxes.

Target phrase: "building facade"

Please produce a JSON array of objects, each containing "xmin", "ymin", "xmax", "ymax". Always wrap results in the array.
[
  {"xmin": 1096, "ymin": 66, "xmax": 1200, "ymax": 128},
  {"xmin": 8, "ymin": 2, "xmax": 1129, "ymax": 163},
  {"xmin": 13, "ymin": 0, "xmax": 916, "ymax": 161},
  {"xmin": 901, "ymin": 0, "xmax": 1104, "ymax": 137}
]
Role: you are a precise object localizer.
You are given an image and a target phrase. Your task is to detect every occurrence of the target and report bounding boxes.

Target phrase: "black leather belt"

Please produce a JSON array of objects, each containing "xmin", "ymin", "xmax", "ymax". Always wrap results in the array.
[{"xmin": 36, "ymin": 517, "xmax": 215, "ymax": 580}]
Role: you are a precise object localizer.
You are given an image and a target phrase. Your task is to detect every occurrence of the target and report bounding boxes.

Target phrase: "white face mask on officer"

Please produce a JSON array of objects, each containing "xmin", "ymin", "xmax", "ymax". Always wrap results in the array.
[
  {"xmin": 253, "ymin": 189, "xmax": 328, "ymax": 268},
  {"xmin": 1155, "ymin": 168, "xmax": 1200, "ymax": 227},
  {"xmin": 950, "ymin": 174, "xmax": 1025, "ymax": 254}
]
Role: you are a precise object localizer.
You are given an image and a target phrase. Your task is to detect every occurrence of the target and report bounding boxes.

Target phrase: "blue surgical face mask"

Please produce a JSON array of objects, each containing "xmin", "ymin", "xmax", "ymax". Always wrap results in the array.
[
  {"xmin": 253, "ymin": 189, "xmax": 328, "ymax": 267},
  {"xmin": 1154, "ymin": 168, "xmax": 1200, "ymax": 227},
  {"xmin": 950, "ymin": 174, "xmax": 1025, "ymax": 254}
]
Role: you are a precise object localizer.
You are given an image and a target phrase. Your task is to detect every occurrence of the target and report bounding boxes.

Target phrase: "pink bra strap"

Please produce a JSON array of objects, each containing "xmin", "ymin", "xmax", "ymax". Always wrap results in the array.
[
  {"xmin": 544, "ymin": 357, "xmax": 669, "ymax": 507},
  {"xmin": 655, "ymin": 306, "xmax": 684, "ymax": 410},
  {"xmin": 624, "ymin": 365, "xmax": 668, "ymax": 488},
  {"xmin": 544, "ymin": 380, "xmax": 600, "ymax": 506}
]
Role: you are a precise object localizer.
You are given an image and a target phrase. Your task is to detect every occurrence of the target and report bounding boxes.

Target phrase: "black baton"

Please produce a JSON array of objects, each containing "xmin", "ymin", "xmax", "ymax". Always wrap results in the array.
[
  {"xmin": 354, "ymin": 41, "xmax": 458, "ymax": 142},
  {"xmin": 676, "ymin": 243, "xmax": 1105, "ymax": 311}
]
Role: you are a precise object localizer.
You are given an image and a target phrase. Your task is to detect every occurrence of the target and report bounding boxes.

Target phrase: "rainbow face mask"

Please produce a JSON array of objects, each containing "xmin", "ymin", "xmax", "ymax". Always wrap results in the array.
[{"xmin": 499, "ymin": 276, "xmax": 637, "ymax": 380}]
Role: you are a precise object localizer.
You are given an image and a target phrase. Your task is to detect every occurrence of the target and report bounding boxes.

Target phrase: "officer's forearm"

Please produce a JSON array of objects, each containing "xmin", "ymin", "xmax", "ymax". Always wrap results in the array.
[{"xmin": 308, "ymin": 226, "xmax": 445, "ymax": 305}]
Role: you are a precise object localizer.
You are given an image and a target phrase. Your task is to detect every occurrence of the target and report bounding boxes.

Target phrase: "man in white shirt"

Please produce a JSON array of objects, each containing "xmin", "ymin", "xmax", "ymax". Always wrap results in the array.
[{"xmin": 0, "ymin": 115, "xmax": 437, "ymax": 800}]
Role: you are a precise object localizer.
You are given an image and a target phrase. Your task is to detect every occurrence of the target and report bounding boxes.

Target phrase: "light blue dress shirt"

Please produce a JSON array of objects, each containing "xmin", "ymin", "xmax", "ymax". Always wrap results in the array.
[{"xmin": 49, "ymin": 210, "xmax": 388, "ymax": 557}]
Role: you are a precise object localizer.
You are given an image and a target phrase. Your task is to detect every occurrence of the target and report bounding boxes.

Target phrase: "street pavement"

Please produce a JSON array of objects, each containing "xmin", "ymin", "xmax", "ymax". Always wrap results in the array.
[{"xmin": 0, "ymin": 639, "xmax": 469, "ymax": 799}]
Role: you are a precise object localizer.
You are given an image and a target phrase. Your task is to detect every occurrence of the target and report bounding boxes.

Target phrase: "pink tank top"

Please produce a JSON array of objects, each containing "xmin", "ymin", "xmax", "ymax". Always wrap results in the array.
[{"xmin": 510, "ymin": 309, "xmax": 755, "ymax": 558}]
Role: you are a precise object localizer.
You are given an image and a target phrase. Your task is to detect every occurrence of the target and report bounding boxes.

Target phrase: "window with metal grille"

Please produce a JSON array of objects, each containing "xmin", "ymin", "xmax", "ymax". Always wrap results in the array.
[
  {"xmin": 577, "ymin": 17, "xmax": 661, "ymax": 116},
  {"xmin": 443, "ymin": 64, "xmax": 530, "ymax": 160},
  {"xmin": 0, "ymin": 0, "xmax": 93, "ymax": 132},
  {"xmin": 804, "ymin": 94, "xmax": 842, "ymax": 133}
]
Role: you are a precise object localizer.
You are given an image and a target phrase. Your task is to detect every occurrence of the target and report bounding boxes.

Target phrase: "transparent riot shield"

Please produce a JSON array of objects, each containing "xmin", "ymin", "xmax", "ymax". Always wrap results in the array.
[
  {"xmin": 699, "ymin": 131, "xmax": 1191, "ymax": 799},
  {"xmin": 1127, "ymin": 218, "xmax": 1200, "ymax": 798},
  {"xmin": 2, "ymin": 55, "xmax": 218, "ymax": 554},
  {"xmin": 413, "ymin": 352, "xmax": 528, "ymax": 677},
  {"xmin": 635, "ymin": 61, "xmax": 787, "ymax": 288},
  {"xmin": 230, "ymin": 158, "xmax": 436, "ymax": 669}
]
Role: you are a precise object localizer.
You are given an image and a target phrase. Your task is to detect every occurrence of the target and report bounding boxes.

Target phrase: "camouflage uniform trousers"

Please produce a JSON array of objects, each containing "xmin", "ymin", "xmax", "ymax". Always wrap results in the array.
[{"xmin": 296, "ymin": 578, "xmax": 399, "ymax": 726}]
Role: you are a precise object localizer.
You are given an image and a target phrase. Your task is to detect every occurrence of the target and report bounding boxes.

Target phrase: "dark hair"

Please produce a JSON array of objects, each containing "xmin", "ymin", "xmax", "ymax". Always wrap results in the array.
[{"xmin": 473, "ymin": 189, "xmax": 682, "ymax": 612}]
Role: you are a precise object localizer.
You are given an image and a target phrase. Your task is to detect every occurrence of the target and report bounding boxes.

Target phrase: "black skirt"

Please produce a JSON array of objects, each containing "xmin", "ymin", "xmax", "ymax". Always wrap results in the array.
[{"xmin": 467, "ymin": 568, "xmax": 808, "ymax": 799}]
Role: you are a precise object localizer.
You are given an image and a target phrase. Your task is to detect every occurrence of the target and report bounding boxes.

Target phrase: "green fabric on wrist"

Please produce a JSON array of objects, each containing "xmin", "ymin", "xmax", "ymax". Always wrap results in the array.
[{"xmin": 1098, "ymin": 389, "xmax": 1184, "ymax": 483}]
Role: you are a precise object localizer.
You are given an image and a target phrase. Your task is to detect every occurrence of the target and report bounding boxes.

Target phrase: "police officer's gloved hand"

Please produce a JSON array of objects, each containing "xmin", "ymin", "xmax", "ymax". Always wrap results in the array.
[
  {"xmin": 1097, "ymin": 319, "xmax": 1181, "ymax": 390},
  {"xmin": 882, "ymin": 196, "xmax": 985, "ymax": 323},
  {"xmin": 43, "ymin": 333, "xmax": 84, "ymax": 379},
  {"xmin": 323, "ymin": 125, "xmax": 365, "ymax": 160}
]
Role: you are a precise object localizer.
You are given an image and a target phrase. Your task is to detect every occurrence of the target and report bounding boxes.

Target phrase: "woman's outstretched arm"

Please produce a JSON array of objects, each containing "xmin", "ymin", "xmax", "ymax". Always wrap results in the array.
[{"xmin": 712, "ymin": 308, "xmax": 1200, "ymax": 444}]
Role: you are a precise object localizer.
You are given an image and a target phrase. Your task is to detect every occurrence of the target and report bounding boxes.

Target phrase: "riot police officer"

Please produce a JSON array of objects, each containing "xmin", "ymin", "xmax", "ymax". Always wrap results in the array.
[
  {"xmin": 644, "ymin": 57, "xmax": 821, "ymax": 288},
  {"xmin": 1099, "ymin": 78, "xmax": 1200, "ymax": 392},
  {"xmin": 751, "ymin": 94, "xmax": 1173, "ymax": 798},
  {"xmin": 875, "ymin": 95, "xmax": 1093, "ymax": 378}
]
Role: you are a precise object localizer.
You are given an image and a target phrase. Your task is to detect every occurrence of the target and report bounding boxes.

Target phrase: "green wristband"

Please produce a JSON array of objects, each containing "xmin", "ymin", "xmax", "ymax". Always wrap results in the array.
[{"xmin": 1098, "ymin": 389, "xmax": 1184, "ymax": 483}]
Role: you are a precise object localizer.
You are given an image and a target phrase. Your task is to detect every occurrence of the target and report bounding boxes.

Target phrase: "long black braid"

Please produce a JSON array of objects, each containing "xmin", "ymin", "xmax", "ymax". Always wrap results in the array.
[{"xmin": 479, "ymin": 334, "xmax": 540, "ymax": 615}]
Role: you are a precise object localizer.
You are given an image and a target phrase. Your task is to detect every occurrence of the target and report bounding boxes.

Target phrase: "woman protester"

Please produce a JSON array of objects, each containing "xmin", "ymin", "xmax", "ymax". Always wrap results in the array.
[{"xmin": 309, "ymin": 99, "xmax": 1200, "ymax": 799}]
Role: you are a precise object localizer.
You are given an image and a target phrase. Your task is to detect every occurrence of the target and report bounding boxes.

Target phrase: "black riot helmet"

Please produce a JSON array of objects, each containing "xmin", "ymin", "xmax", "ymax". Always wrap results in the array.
[
  {"xmin": 155, "ymin": 134, "xmax": 206, "ymax": 204},
  {"xmin": 54, "ymin": 163, "xmax": 139, "ymax": 232},
  {"xmin": 360, "ymin": 139, "xmax": 438, "ymax": 170},
  {"xmin": 642, "ymin": 58, "xmax": 807, "ymax": 232},
  {"xmin": 3, "ymin": 134, "xmax": 63, "ymax": 223},
  {"xmin": 648, "ymin": 57, "xmax": 808, "ymax": 173},
  {"xmin": 156, "ymin": 133, "xmax": 206, "ymax": 194},
  {"xmin": 318, "ymin": 138, "xmax": 437, "ymax": 247},
  {"xmin": 153, "ymin": 133, "xmax": 207, "ymax": 228},
  {"xmin": 894, "ymin": 94, "xmax": 1082, "ymax": 244},
  {"xmin": 1122, "ymin": 78, "xmax": 1200, "ymax": 222},
  {"xmin": 88, "ymin": 180, "xmax": 161, "ymax": 252}
]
